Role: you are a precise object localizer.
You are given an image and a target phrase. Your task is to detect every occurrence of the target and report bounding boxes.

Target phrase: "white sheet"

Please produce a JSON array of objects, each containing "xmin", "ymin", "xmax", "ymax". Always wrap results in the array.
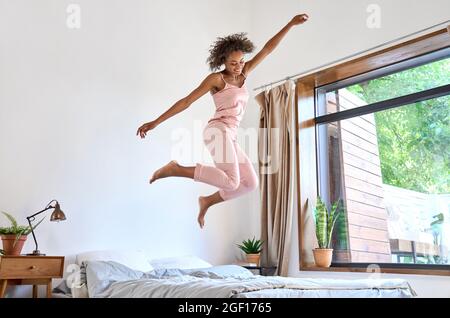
[{"xmin": 82, "ymin": 261, "xmax": 416, "ymax": 298}]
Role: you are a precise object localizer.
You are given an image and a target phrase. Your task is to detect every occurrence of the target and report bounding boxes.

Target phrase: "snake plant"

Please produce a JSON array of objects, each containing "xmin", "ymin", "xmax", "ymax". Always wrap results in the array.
[{"xmin": 314, "ymin": 197, "xmax": 343, "ymax": 249}]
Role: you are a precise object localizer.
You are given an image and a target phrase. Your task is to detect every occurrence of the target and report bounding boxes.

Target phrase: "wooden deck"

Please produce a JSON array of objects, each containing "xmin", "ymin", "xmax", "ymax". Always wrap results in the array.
[
  {"xmin": 390, "ymin": 239, "xmax": 441, "ymax": 263},
  {"xmin": 390, "ymin": 239, "xmax": 440, "ymax": 256}
]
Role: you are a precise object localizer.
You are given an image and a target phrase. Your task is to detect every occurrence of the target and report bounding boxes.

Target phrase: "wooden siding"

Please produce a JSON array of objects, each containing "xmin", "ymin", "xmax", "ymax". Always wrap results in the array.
[{"xmin": 327, "ymin": 89, "xmax": 392, "ymax": 263}]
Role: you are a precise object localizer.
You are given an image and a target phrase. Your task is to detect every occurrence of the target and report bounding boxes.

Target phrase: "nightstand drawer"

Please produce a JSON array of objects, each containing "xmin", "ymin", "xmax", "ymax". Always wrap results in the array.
[{"xmin": 0, "ymin": 256, "xmax": 64, "ymax": 279}]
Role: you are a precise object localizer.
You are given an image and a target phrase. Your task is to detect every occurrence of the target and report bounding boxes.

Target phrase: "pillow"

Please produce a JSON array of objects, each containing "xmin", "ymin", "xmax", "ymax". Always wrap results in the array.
[
  {"xmin": 145, "ymin": 268, "xmax": 190, "ymax": 279},
  {"xmin": 149, "ymin": 255, "xmax": 212, "ymax": 270},
  {"xmin": 75, "ymin": 250, "xmax": 154, "ymax": 272},
  {"xmin": 187, "ymin": 265, "xmax": 255, "ymax": 279},
  {"xmin": 145, "ymin": 265, "xmax": 254, "ymax": 280},
  {"xmin": 85, "ymin": 261, "xmax": 144, "ymax": 297}
]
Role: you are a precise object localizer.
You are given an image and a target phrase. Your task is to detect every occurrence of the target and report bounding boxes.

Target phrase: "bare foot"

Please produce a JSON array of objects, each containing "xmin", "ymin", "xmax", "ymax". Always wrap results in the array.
[
  {"xmin": 150, "ymin": 160, "xmax": 179, "ymax": 184},
  {"xmin": 197, "ymin": 196, "xmax": 210, "ymax": 229}
]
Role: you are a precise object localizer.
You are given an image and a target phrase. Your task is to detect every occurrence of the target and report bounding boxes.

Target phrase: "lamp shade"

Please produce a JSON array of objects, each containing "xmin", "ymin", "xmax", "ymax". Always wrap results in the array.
[{"xmin": 50, "ymin": 202, "xmax": 66, "ymax": 222}]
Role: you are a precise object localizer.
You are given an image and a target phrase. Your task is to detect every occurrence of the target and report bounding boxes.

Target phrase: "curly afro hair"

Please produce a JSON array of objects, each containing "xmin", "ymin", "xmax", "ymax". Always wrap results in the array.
[{"xmin": 206, "ymin": 32, "xmax": 255, "ymax": 72}]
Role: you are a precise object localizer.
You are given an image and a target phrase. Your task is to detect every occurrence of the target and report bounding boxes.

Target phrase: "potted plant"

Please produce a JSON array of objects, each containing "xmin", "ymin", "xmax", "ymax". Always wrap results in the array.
[
  {"xmin": 237, "ymin": 237, "xmax": 264, "ymax": 266},
  {"xmin": 313, "ymin": 197, "xmax": 343, "ymax": 267},
  {"xmin": 0, "ymin": 211, "xmax": 44, "ymax": 256}
]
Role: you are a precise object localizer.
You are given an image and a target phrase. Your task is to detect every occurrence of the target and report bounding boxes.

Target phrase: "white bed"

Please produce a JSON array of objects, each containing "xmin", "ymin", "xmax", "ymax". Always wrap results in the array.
[{"xmin": 54, "ymin": 250, "xmax": 416, "ymax": 298}]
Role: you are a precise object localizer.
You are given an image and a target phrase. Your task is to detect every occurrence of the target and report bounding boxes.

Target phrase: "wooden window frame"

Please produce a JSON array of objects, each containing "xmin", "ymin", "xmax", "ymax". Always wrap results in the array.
[{"xmin": 295, "ymin": 28, "xmax": 450, "ymax": 276}]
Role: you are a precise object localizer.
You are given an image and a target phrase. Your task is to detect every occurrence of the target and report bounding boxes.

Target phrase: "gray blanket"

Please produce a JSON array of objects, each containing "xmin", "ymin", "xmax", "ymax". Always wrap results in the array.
[{"xmin": 84, "ymin": 261, "xmax": 416, "ymax": 298}]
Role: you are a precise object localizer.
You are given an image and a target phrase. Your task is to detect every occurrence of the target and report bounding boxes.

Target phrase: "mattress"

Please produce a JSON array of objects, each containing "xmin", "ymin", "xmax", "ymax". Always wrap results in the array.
[{"xmin": 54, "ymin": 260, "xmax": 416, "ymax": 298}]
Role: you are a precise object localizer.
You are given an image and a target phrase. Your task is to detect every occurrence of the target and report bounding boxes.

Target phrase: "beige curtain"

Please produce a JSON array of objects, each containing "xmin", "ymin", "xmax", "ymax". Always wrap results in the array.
[{"xmin": 255, "ymin": 81, "xmax": 296, "ymax": 276}]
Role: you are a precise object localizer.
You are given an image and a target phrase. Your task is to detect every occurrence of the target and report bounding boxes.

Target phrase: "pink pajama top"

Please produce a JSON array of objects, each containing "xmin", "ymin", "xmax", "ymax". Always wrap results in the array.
[{"xmin": 208, "ymin": 72, "xmax": 249, "ymax": 129}]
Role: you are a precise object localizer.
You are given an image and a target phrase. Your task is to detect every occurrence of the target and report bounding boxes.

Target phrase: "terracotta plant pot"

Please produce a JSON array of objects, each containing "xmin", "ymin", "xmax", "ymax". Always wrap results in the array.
[
  {"xmin": 246, "ymin": 253, "xmax": 261, "ymax": 266},
  {"xmin": 1, "ymin": 235, "xmax": 27, "ymax": 256},
  {"xmin": 312, "ymin": 248, "xmax": 333, "ymax": 267}
]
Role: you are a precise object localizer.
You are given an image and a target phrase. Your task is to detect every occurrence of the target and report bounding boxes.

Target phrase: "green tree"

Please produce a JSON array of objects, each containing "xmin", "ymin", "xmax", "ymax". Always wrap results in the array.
[{"xmin": 347, "ymin": 58, "xmax": 450, "ymax": 194}]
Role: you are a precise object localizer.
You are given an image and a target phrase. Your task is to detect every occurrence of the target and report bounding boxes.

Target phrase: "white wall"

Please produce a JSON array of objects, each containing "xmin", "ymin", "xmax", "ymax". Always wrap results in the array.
[
  {"xmin": 0, "ymin": 0, "xmax": 257, "ymax": 297},
  {"xmin": 245, "ymin": 0, "xmax": 450, "ymax": 298}
]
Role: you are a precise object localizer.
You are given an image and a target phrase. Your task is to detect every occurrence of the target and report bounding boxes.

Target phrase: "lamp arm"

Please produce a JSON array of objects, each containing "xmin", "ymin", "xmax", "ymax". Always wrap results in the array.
[
  {"xmin": 26, "ymin": 200, "xmax": 58, "ymax": 255},
  {"xmin": 27, "ymin": 217, "xmax": 39, "ymax": 254},
  {"xmin": 26, "ymin": 206, "xmax": 54, "ymax": 220}
]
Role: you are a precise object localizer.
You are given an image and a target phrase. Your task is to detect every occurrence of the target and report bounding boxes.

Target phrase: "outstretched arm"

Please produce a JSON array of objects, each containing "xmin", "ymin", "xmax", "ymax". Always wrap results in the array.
[
  {"xmin": 137, "ymin": 74, "xmax": 217, "ymax": 139},
  {"xmin": 243, "ymin": 14, "xmax": 309, "ymax": 75}
]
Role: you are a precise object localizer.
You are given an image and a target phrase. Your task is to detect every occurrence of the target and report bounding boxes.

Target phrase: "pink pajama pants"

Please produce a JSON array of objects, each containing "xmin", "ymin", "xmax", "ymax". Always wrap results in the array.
[{"xmin": 194, "ymin": 122, "xmax": 259, "ymax": 201}]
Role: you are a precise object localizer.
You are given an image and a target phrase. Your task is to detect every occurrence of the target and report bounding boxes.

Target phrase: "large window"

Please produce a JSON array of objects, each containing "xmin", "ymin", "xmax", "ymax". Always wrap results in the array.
[{"xmin": 315, "ymin": 50, "xmax": 450, "ymax": 268}]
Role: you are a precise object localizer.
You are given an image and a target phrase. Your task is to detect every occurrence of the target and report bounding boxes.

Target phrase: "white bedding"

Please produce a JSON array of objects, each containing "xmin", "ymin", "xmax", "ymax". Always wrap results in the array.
[{"xmin": 63, "ymin": 261, "xmax": 416, "ymax": 298}]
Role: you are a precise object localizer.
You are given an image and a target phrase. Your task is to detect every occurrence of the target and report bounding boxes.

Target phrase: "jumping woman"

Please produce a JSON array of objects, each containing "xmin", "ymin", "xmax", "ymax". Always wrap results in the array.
[{"xmin": 137, "ymin": 14, "xmax": 309, "ymax": 229}]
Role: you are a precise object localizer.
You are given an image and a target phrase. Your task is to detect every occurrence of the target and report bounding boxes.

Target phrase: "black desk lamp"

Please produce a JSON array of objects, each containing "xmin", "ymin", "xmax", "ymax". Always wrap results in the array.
[{"xmin": 26, "ymin": 200, "xmax": 67, "ymax": 256}]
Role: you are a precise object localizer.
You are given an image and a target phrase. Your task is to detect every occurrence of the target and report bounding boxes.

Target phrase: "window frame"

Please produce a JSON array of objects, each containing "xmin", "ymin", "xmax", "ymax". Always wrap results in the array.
[
  {"xmin": 295, "ymin": 28, "xmax": 450, "ymax": 276},
  {"xmin": 315, "ymin": 47, "xmax": 450, "ymax": 125}
]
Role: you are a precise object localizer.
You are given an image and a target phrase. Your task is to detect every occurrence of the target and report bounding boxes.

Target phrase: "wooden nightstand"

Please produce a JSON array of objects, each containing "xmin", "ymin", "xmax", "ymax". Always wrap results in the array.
[{"xmin": 0, "ymin": 256, "xmax": 65, "ymax": 298}]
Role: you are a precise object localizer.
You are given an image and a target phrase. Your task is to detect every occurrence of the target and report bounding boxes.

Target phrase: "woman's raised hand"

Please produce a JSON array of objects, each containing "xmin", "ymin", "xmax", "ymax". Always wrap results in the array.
[
  {"xmin": 136, "ymin": 120, "xmax": 158, "ymax": 139},
  {"xmin": 290, "ymin": 14, "xmax": 309, "ymax": 26}
]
